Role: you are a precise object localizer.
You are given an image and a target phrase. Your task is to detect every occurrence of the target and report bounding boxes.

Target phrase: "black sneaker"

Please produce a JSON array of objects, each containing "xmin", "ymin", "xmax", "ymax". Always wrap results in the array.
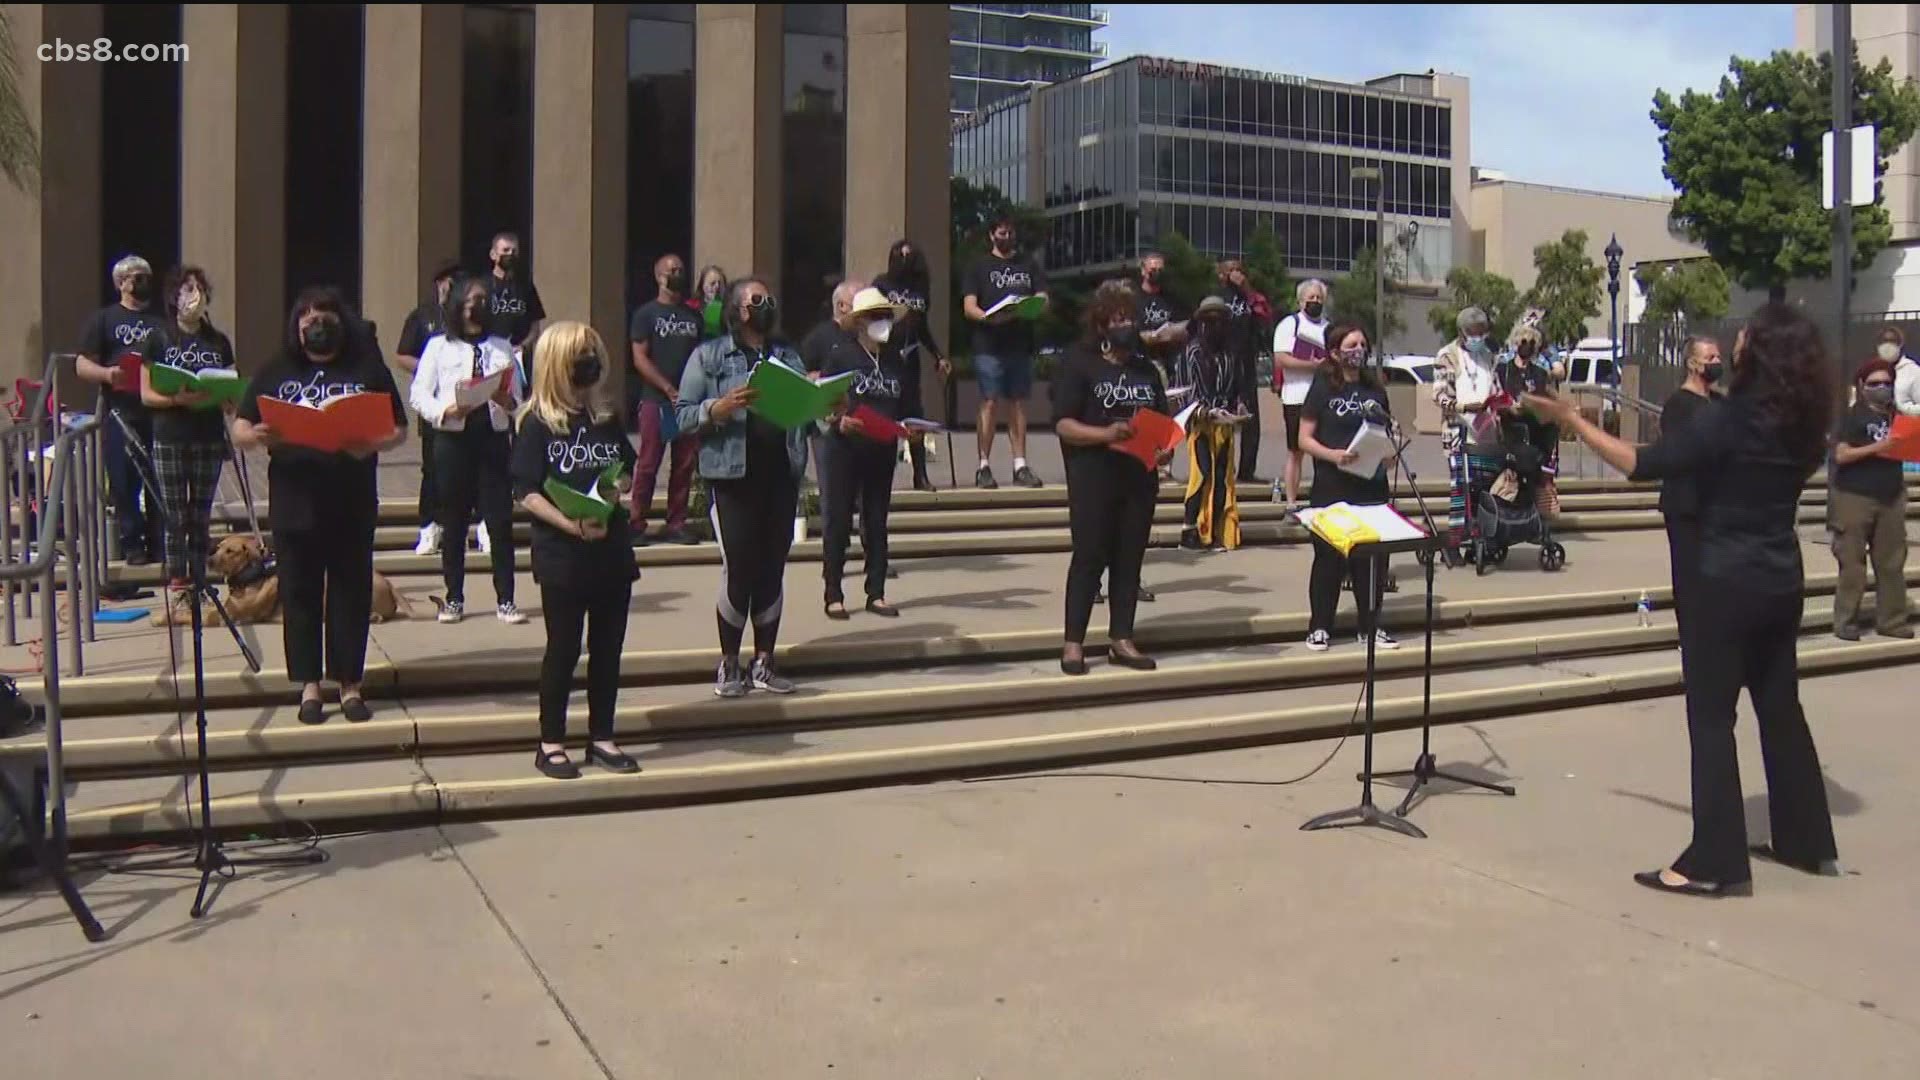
[
  {"xmin": 1179, "ymin": 530, "xmax": 1204, "ymax": 552},
  {"xmin": 124, "ymin": 546, "xmax": 151, "ymax": 567},
  {"xmin": 714, "ymin": 657, "xmax": 748, "ymax": 698},
  {"xmin": 975, "ymin": 466, "xmax": 998, "ymax": 490},
  {"xmin": 1012, "ymin": 465, "xmax": 1044, "ymax": 489},
  {"xmin": 1834, "ymin": 624, "xmax": 1862, "ymax": 642},
  {"xmin": 664, "ymin": 526, "xmax": 700, "ymax": 546},
  {"xmin": 750, "ymin": 655, "xmax": 794, "ymax": 695}
]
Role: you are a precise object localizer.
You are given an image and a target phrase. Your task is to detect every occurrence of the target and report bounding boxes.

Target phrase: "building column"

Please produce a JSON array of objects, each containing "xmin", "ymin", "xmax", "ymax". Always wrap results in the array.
[
  {"xmin": 0, "ymin": 4, "xmax": 104, "ymax": 389},
  {"xmin": 361, "ymin": 3, "xmax": 462, "ymax": 371},
  {"xmin": 532, "ymin": 3, "xmax": 627, "ymax": 380},
  {"xmin": 181, "ymin": 4, "xmax": 287, "ymax": 369},
  {"xmin": 846, "ymin": 4, "xmax": 953, "ymax": 360},
  {"xmin": 694, "ymin": 4, "xmax": 782, "ymax": 289}
]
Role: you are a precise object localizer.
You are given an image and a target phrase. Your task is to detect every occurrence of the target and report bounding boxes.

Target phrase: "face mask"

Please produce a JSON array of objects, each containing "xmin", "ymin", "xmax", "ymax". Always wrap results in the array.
[
  {"xmin": 1878, "ymin": 343, "xmax": 1901, "ymax": 362},
  {"xmin": 867, "ymin": 319, "xmax": 893, "ymax": 344},
  {"xmin": 572, "ymin": 354, "xmax": 603, "ymax": 389},
  {"xmin": 664, "ymin": 268, "xmax": 689, "ymax": 295},
  {"xmin": 495, "ymin": 253, "xmax": 517, "ymax": 274},
  {"xmin": 742, "ymin": 296, "xmax": 778, "ymax": 333},
  {"xmin": 1142, "ymin": 269, "xmax": 1161, "ymax": 286},
  {"xmin": 890, "ymin": 251, "xmax": 923, "ymax": 280},
  {"xmin": 463, "ymin": 305, "xmax": 489, "ymax": 334},
  {"xmin": 302, "ymin": 318, "xmax": 342, "ymax": 357},
  {"xmin": 1101, "ymin": 323, "xmax": 1137, "ymax": 353},
  {"xmin": 1864, "ymin": 384, "xmax": 1895, "ymax": 407},
  {"xmin": 178, "ymin": 290, "xmax": 205, "ymax": 322},
  {"xmin": 1517, "ymin": 344, "xmax": 1537, "ymax": 361},
  {"xmin": 1303, "ymin": 301, "xmax": 1324, "ymax": 320},
  {"xmin": 128, "ymin": 276, "xmax": 154, "ymax": 303},
  {"xmin": 1339, "ymin": 347, "xmax": 1367, "ymax": 365},
  {"xmin": 1700, "ymin": 362, "xmax": 1725, "ymax": 385},
  {"xmin": 992, "ymin": 235, "xmax": 1015, "ymax": 255}
]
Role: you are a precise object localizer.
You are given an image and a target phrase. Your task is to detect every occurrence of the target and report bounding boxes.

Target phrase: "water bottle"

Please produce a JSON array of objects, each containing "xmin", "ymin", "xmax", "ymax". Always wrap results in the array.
[{"xmin": 1636, "ymin": 590, "xmax": 1652, "ymax": 627}]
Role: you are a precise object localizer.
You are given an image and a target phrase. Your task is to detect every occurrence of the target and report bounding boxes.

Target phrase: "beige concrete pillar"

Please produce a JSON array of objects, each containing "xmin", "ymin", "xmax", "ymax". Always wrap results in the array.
[
  {"xmin": 845, "ymin": 4, "xmax": 952, "ymax": 364},
  {"xmin": 181, "ymin": 4, "xmax": 286, "ymax": 370},
  {"xmin": 693, "ymin": 4, "xmax": 782, "ymax": 289},
  {"xmin": 0, "ymin": 4, "xmax": 104, "ymax": 390},
  {"xmin": 361, "ymin": 3, "xmax": 462, "ymax": 380},
  {"xmin": 531, "ymin": 4, "xmax": 628, "ymax": 384}
]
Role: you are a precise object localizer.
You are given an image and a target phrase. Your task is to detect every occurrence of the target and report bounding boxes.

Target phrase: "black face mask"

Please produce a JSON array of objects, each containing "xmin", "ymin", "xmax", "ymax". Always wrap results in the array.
[
  {"xmin": 742, "ymin": 297, "xmax": 779, "ymax": 334},
  {"xmin": 664, "ymin": 268, "xmax": 689, "ymax": 295},
  {"xmin": 128, "ymin": 276, "xmax": 154, "ymax": 303},
  {"xmin": 889, "ymin": 250, "xmax": 925, "ymax": 281},
  {"xmin": 1142, "ymin": 269, "xmax": 1162, "ymax": 287},
  {"xmin": 463, "ymin": 304, "xmax": 490, "ymax": 336},
  {"xmin": 1101, "ymin": 324, "xmax": 1137, "ymax": 354},
  {"xmin": 991, "ymin": 235, "xmax": 1015, "ymax": 256},
  {"xmin": 1517, "ymin": 345, "xmax": 1538, "ymax": 361},
  {"xmin": 302, "ymin": 318, "xmax": 342, "ymax": 357},
  {"xmin": 572, "ymin": 354, "xmax": 603, "ymax": 389},
  {"xmin": 1302, "ymin": 301, "xmax": 1323, "ymax": 320},
  {"xmin": 1701, "ymin": 362, "xmax": 1725, "ymax": 385},
  {"xmin": 495, "ymin": 253, "xmax": 517, "ymax": 275}
]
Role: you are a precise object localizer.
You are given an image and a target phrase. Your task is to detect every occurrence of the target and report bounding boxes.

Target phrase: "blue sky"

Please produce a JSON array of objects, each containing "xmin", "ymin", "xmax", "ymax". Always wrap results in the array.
[{"xmin": 1099, "ymin": 3, "xmax": 1798, "ymax": 196}]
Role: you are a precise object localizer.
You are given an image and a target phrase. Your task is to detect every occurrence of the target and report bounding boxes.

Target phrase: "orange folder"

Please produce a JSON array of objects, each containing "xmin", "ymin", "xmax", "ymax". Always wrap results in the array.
[
  {"xmin": 258, "ymin": 392, "xmax": 397, "ymax": 454},
  {"xmin": 1109, "ymin": 408, "xmax": 1183, "ymax": 472},
  {"xmin": 1888, "ymin": 414, "xmax": 1920, "ymax": 463}
]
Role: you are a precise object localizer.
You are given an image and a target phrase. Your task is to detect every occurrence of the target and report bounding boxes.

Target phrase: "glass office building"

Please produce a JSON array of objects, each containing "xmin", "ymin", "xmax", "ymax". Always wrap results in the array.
[
  {"xmin": 953, "ymin": 56, "xmax": 1468, "ymax": 285},
  {"xmin": 949, "ymin": 4, "xmax": 1107, "ymax": 116}
]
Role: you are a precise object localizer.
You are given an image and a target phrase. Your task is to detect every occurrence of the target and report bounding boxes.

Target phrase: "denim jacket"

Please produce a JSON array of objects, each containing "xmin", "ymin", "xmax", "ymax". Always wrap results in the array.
[{"xmin": 674, "ymin": 334, "xmax": 812, "ymax": 482}]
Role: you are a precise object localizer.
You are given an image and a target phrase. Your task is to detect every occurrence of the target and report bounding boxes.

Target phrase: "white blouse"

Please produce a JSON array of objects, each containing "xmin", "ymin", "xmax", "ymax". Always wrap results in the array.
[{"xmin": 410, "ymin": 333, "xmax": 524, "ymax": 432}]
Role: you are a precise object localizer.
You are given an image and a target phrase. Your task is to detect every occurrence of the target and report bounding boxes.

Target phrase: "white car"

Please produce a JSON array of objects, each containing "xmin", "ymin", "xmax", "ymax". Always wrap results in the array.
[{"xmin": 1380, "ymin": 354, "xmax": 1436, "ymax": 388}]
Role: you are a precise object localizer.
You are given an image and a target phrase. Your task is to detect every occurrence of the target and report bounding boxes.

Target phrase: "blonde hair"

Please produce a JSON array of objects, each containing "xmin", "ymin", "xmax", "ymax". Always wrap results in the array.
[
  {"xmin": 1509, "ymin": 324, "xmax": 1545, "ymax": 352},
  {"xmin": 520, "ymin": 321, "xmax": 615, "ymax": 432}
]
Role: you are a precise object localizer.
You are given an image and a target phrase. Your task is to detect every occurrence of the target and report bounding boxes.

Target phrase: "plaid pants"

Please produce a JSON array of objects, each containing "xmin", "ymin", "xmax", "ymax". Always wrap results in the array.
[{"xmin": 151, "ymin": 436, "xmax": 226, "ymax": 583}]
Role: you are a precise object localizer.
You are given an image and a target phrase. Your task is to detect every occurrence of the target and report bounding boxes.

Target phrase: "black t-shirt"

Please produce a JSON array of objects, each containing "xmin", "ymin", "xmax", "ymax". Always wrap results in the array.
[
  {"xmin": 822, "ymin": 335, "xmax": 909, "ymax": 426},
  {"xmin": 1496, "ymin": 359, "xmax": 1552, "ymax": 398},
  {"xmin": 79, "ymin": 302, "xmax": 167, "ymax": 413},
  {"xmin": 1658, "ymin": 387, "xmax": 1712, "ymax": 517},
  {"xmin": 236, "ymin": 336, "xmax": 408, "ymax": 534},
  {"xmin": 964, "ymin": 253, "xmax": 1046, "ymax": 358},
  {"xmin": 1209, "ymin": 285, "xmax": 1260, "ymax": 364},
  {"xmin": 1301, "ymin": 368, "xmax": 1391, "ymax": 506},
  {"xmin": 1134, "ymin": 287, "xmax": 1189, "ymax": 371},
  {"xmin": 872, "ymin": 275, "xmax": 942, "ymax": 368},
  {"xmin": 630, "ymin": 300, "xmax": 704, "ymax": 402},
  {"xmin": 1051, "ymin": 344, "xmax": 1168, "ymax": 472},
  {"xmin": 486, "ymin": 274, "xmax": 546, "ymax": 347},
  {"xmin": 1835, "ymin": 402, "xmax": 1902, "ymax": 503},
  {"xmin": 511, "ymin": 410, "xmax": 640, "ymax": 588},
  {"xmin": 800, "ymin": 320, "xmax": 853, "ymax": 375},
  {"xmin": 144, "ymin": 321, "xmax": 236, "ymax": 444},
  {"xmin": 396, "ymin": 302, "xmax": 443, "ymax": 361}
]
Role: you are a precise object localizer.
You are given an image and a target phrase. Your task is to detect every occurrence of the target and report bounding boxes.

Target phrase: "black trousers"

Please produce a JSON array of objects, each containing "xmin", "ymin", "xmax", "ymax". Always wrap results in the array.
[
  {"xmin": 1308, "ymin": 534, "xmax": 1386, "ymax": 637},
  {"xmin": 901, "ymin": 363, "xmax": 931, "ymax": 485},
  {"xmin": 1664, "ymin": 516, "xmax": 1702, "ymax": 650},
  {"xmin": 538, "ymin": 577, "xmax": 631, "ymax": 743},
  {"xmin": 277, "ymin": 513, "xmax": 376, "ymax": 685},
  {"xmin": 435, "ymin": 422, "xmax": 516, "ymax": 606},
  {"xmin": 710, "ymin": 468, "xmax": 798, "ymax": 657},
  {"xmin": 104, "ymin": 404, "xmax": 158, "ymax": 553},
  {"xmin": 1236, "ymin": 355, "xmax": 1262, "ymax": 479},
  {"xmin": 417, "ymin": 423, "xmax": 437, "ymax": 526},
  {"xmin": 1065, "ymin": 457, "xmax": 1156, "ymax": 643},
  {"xmin": 1671, "ymin": 585, "xmax": 1837, "ymax": 884},
  {"xmin": 819, "ymin": 434, "xmax": 895, "ymax": 603}
]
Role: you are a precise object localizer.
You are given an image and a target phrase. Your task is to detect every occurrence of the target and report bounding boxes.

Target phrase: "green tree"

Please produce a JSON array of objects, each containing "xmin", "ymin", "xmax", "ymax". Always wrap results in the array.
[
  {"xmin": 1635, "ymin": 259, "xmax": 1732, "ymax": 324},
  {"xmin": 0, "ymin": 10, "xmax": 39, "ymax": 192},
  {"xmin": 1151, "ymin": 231, "xmax": 1217, "ymax": 311},
  {"xmin": 1652, "ymin": 47, "xmax": 1920, "ymax": 293},
  {"xmin": 1429, "ymin": 267, "xmax": 1522, "ymax": 344},
  {"xmin": 1330, "ymin": 246, "xmax": 1405, "ymax": 348},
  {"xmin": 1242, "ymin": 223, "xmax": 1291, "ymax": 311},
  {"xmin": 1524, "ymin": 229, "xmax": 1604, "ymax": 347}
]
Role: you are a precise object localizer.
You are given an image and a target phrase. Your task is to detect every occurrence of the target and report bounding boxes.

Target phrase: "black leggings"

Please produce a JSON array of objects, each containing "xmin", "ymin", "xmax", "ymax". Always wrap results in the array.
[
  {"xmin": 819, "ymin": 434, "xmax": 895, "ymax": 603},
  {"xmin": 1665, "ymin": 516, "xmax": 1702, "ymax": 650},
  {"xmin": 277, "ymin": 513, "xmax": 376, "ymax": 685},
  {"xmin": 710, "ymin": 469, "xmax": 798, "ymax": 658},
  {"xmin": 538, "ymin": 578, "xmax": 631, "ymax": 744},
  {"xmin": 436, "ymin": 422, "xmax": 516, "ymax": 605},
  {"xmin": 1308, "ymin": 533, "xmax": 1386, "ymax": 637},
  {"xmin": 1236, "ymin": 355, "xmax": 1262, "ymax": 478},
  {"xmin": 1672, "ymin": 585, "xmax": 1836, "ymax": 884},
  {"xmin": 1064, "ymin": 457, "xmax": 1156, "ymax": 643}
]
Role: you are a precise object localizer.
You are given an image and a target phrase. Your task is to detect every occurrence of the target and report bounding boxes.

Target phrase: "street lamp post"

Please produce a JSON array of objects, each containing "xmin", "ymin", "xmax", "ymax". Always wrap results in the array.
[
  {"xmin": 1352, "ymin": 164, "xmax": 1385, "ymax": 356},
  {"xmin": 1604, "ymin": 233, "xmax": 1623, "ymax": 385}
]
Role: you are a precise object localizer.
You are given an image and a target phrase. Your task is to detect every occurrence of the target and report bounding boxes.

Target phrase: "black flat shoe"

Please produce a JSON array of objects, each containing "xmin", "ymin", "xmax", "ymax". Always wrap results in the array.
[
  {"xmin": 865, "ymin": 598, "xmax": 900, "ymax": 618},
  {"xmin": 1060, "ymin": 655, "xmax": 1089, "ymax": 676},
  {"xmin": 1632, "ymin": 869, "xmax": 1751, "ymax": 898},
  {"xmin": 825, "ymin": 601, "xmax": 851, "ymax": 621},
  {"xmin": 341, "ymin": 697, "xmax": 373, "ymax": 723},
  {"xmin": 1109, "ymin": 650, "xmax": 1158, "ymax": 672},
  {"xmin": 1138, "ymin": 586, "xmax": 1157, "ymax": 603},
  {"xmin": 1749, "ymin": 844, "xmax": 1842, "ymax": 877},
  {"xmin": 585, "ymin": 744, "xmax": 640, "ymax": 774},
  {"xmin": 535, "ymin": 749, "xmax": 581, "ymax": 780},
  {"xmin": 297, "ymin": 699, "xmax": 325, "ymax": 726}
]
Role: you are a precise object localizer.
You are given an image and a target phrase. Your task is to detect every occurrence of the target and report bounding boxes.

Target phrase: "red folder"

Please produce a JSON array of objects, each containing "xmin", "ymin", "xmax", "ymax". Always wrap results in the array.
[
  {"xmin": 111, "ymin": 352, "xmax": 144, "ymax": 394},
  {"xmin": 1888, "ymin": 414, "xmax": 1920, "ymax": 463},
  {"xmin": 258, "ymin": 393, "xmax": 397, "ymax": 453},
  {"xmin": 848, "ymin": 404, "xmax": 907, "ymax": 443},
  {"xmin": 1109, "ymin": 408, "xmax": 1183, "ymax": 472}
]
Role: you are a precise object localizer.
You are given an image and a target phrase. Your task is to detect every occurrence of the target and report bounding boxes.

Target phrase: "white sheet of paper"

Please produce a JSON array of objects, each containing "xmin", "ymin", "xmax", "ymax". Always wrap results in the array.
[
  {"xmin": 455, "ymin": 368, "xmax": 507, "ymax": 408},
  {"xmin": 1340, "ymin": 421, "xmax": 1393, "ymax": 478}
]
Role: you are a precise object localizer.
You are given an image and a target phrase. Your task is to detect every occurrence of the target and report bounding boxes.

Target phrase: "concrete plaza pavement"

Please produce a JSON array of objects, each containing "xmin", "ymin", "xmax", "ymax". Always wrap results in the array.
[{"xmin": 3, "ymin": 661, "xmax": 1918, "ymax": 1079}]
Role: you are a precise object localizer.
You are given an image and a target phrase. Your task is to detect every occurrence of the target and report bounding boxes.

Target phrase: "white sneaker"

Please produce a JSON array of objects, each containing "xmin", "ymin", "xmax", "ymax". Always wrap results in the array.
[
  {"xmin": 496, "ymin": 601, "xmax": 528, "ymax": 625},
  {"xmin": 414, "ymin": 523, "xmax": 442, "ymax": 556},
  {"xmin": 1361, "ymin": 628, "xmax": 1400, "ymax": 651},
  {"xmin": 437, "ymin": 599, "xmax": 464, "ymax": 624},
  {"xmin": 1305, "ymin": 629, "xmax": 1331, "ymax": 652},
  {"xmin": 475, "ymin": 523, "xmax": 492, "ymax": 555}
]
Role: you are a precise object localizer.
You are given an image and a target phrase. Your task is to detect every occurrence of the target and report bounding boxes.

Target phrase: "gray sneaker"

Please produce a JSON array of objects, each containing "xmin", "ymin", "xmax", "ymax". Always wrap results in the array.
[
  {"xmin": 714, "ymin": 657, "xmax": 749, "ymax": 698},
  {"xmin": 1012, "ymin": 465, "xmax": 1044, "ymax": 488},
  {"xmin": 750, "ymin": 655, "xmax": 795, "ymax": 695}
]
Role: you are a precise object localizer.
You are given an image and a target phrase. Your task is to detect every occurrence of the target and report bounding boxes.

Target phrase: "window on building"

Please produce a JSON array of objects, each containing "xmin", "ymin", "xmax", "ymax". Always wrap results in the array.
[
  {"xmin": 462, "ymin": 4, "xmax": 536, "ymax": 271},
  {"xmin": 286, "ymin": 3, "xmax": 364, "ymax": 309},
  {"xmin": 781, "ymin": 4, "xmax": 846, "ymax": 330},
  {"xmin": 100, "ymin": 4, "xmax": 182, "ymax": 300},
  {"xmin": 625, "ymin": 6, "xmax": 694, "ymax": 309}
]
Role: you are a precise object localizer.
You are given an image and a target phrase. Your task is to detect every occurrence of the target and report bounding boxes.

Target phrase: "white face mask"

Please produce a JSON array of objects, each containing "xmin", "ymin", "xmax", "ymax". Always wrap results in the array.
[
  {"xmin": 867, "ymin": 319, "xmax": 893, "ymax": 344},
  {"xmin": 178, "ymin": 289, "xmax": 206, "ymax": 323},
  {"xmin": 1878, "ymin": 342, "xmax": 1901, "ymax": 362}
]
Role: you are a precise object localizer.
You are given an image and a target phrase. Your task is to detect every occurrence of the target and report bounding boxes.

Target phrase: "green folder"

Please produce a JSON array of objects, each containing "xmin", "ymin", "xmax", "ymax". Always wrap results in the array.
[
  {"xmin": 745, "ymin": 361, "xmax": 856, "ymax": 430},
  {"xmin": 542, "ymin": 464, "xmax": 625, "ymax": 524},
  {"xmin": 149, "ymin": 364, "xmax": 245, "ymax": 408}
]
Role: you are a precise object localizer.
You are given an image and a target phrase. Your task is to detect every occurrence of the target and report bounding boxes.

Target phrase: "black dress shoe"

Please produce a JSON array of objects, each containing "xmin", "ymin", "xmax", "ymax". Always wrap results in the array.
[
  {"xmin": 585, "ymin": 744, "xmax": 641, "ymax": 774},
  {"xmin": 1749, "ymin": 844, "xmax": 1842, "ymax": 877},
  {"xmin": 825, "ymin": 600, "xmax": 851, "ymax": 621},
  {"xmin": 535, "ymin": 748, "xmax": 582, "ymax": 780},
  {"xmin": 1060, "ymin": 655, "xmax": 1089, "ymax": 676},
  {"xmin": 1632, "ymin": 869, "xmax": 1751, "ymax": 898},
  {"xmin": 865, "ymin": 598, "xmax": 900, "ymax": 618},
  {"xmin": 1138, "ymin": 586, "xmax": 1157, "ymax": 603},
  {"xmin": 1109, "ymin": 649, "xmax": 1158, "ymax": 672},
  {"xmin": 124, "ymin": 547, "xmax": 151, "ymax": 567},
  {"xmin": 341, "ymin": 697, "xmax": 373, "ymax": 723},
  {"xmin": 297, "ymin": 700, "xmax": 326, "ymax": 726}
]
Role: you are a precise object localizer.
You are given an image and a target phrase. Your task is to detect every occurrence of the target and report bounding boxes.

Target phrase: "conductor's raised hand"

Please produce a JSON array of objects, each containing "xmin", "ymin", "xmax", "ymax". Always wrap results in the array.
[{"xmin": 1521, "ymin": 390, "xmax": 1575, "ymax": 426}]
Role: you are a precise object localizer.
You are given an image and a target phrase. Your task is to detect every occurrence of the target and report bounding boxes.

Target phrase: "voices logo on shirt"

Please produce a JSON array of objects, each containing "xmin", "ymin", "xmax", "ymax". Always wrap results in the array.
[
  {"xmin": 1326, "ymin": 391, "xmax": 1376, "ymax": 419},
  {"xmin": 277, "ymin": 371, "xmax": 367, "ymax": 405},
  {"xmin": 1094, "ymin": 379, "xmax": 1158, "ymax": 412},
  {"xmin": 1869, "ymin": 418, "xmax": 1892, "ymax": 443},
  {"xmin": 113, "ymin": 322, "xmax": 155, "ymax": 346},
  {"xmin": 1140, "ymin": 298, "xmax": 1172, "ymax": 329},
  {"xmin": 490, "ymin": 293, "xmax": 527, "ymax": 316},
  {"xmin": 548, "ymin": 426, "xmax": 625, "ymax": 474},
  {"xmin": 853, "ymin": 370, "xmax": 901, "ymax": 399},
  {"xmin": 1225, "ymin": 296, "xmax": 1250, "ymax": 318},
  {"xmin": 886, "ymin": 289, "xmax": 928, "ymax": 313},
  {"xmin": 653, "ymin": 314, "xmax": 700, "ymax": 339},
  {"xmin": 989, "ymin": 268, "xmax": 1033, "ymax": 292},
  {"xmin": 160, "ymin": 341, "xmax": 227, "ymax": 372}
]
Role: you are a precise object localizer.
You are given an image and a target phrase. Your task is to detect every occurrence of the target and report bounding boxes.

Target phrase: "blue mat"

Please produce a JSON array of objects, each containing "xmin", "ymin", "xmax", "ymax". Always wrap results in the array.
[{"xmin": 94, "ymin": 608, "xmax": 149, "ymax": 624}]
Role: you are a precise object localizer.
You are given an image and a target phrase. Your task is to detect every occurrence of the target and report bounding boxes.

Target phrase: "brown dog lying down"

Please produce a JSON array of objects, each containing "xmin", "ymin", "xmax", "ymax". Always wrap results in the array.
[{"xmin": 150, "ymin": 534, "xmax": 411, "ymax": 626}]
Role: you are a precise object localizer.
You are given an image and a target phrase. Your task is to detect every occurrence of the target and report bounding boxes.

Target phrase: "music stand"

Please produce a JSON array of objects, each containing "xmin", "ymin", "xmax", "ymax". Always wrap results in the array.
[{"xmin": 1301, "ymin": 530, "xmax": 1442, "ymax": 840}]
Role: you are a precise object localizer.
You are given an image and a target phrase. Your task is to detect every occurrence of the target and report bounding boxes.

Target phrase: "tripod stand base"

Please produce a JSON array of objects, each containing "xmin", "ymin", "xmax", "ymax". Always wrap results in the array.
[
  {"xmin": 190, "ymin": 842, "xmax": 328, "ymax": 919},
  {"xmin": 1374, "ymin": 753, "xmax": 1518, "ymax": 818},
  {"xmin": 0, "ymin": 777, "xmax": 105, "ymax": 942},
  {"xmin": 1300, "ymin": 798, "xmax": 1428, "ymax": 839}
]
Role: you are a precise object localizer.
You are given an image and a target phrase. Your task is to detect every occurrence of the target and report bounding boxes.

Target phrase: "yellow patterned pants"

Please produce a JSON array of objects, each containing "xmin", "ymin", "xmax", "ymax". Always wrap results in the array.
[{"xmin": 1183, "ymin": 421, "xmax": 1240, "ymax": 549}]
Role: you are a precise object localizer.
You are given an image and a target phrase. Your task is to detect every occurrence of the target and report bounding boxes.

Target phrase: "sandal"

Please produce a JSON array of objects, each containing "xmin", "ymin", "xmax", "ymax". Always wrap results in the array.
[
  {"xmin": 865, "ymin": 598, "xmax": 900, "ymax": 618},
  {"xmin": 534, "ymin": 748, "xmax": 581, "ymax": 780}
]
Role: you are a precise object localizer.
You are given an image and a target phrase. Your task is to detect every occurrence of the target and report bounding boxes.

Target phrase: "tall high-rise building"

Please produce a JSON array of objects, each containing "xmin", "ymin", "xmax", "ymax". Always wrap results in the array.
[{"xmin": 949, "ymin": 4, "xmax": 1107, "ymax": 116}]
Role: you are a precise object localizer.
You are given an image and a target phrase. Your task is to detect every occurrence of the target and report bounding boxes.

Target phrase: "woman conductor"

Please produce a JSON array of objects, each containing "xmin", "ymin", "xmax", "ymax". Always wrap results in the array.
[
  {"xmin": 1527, "ymin": 302, "xmax": 1839, "ymax": 897},
  {"xmin": 1297, "ymin": 324, "xmax": 1398, "ymax": 653}
]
